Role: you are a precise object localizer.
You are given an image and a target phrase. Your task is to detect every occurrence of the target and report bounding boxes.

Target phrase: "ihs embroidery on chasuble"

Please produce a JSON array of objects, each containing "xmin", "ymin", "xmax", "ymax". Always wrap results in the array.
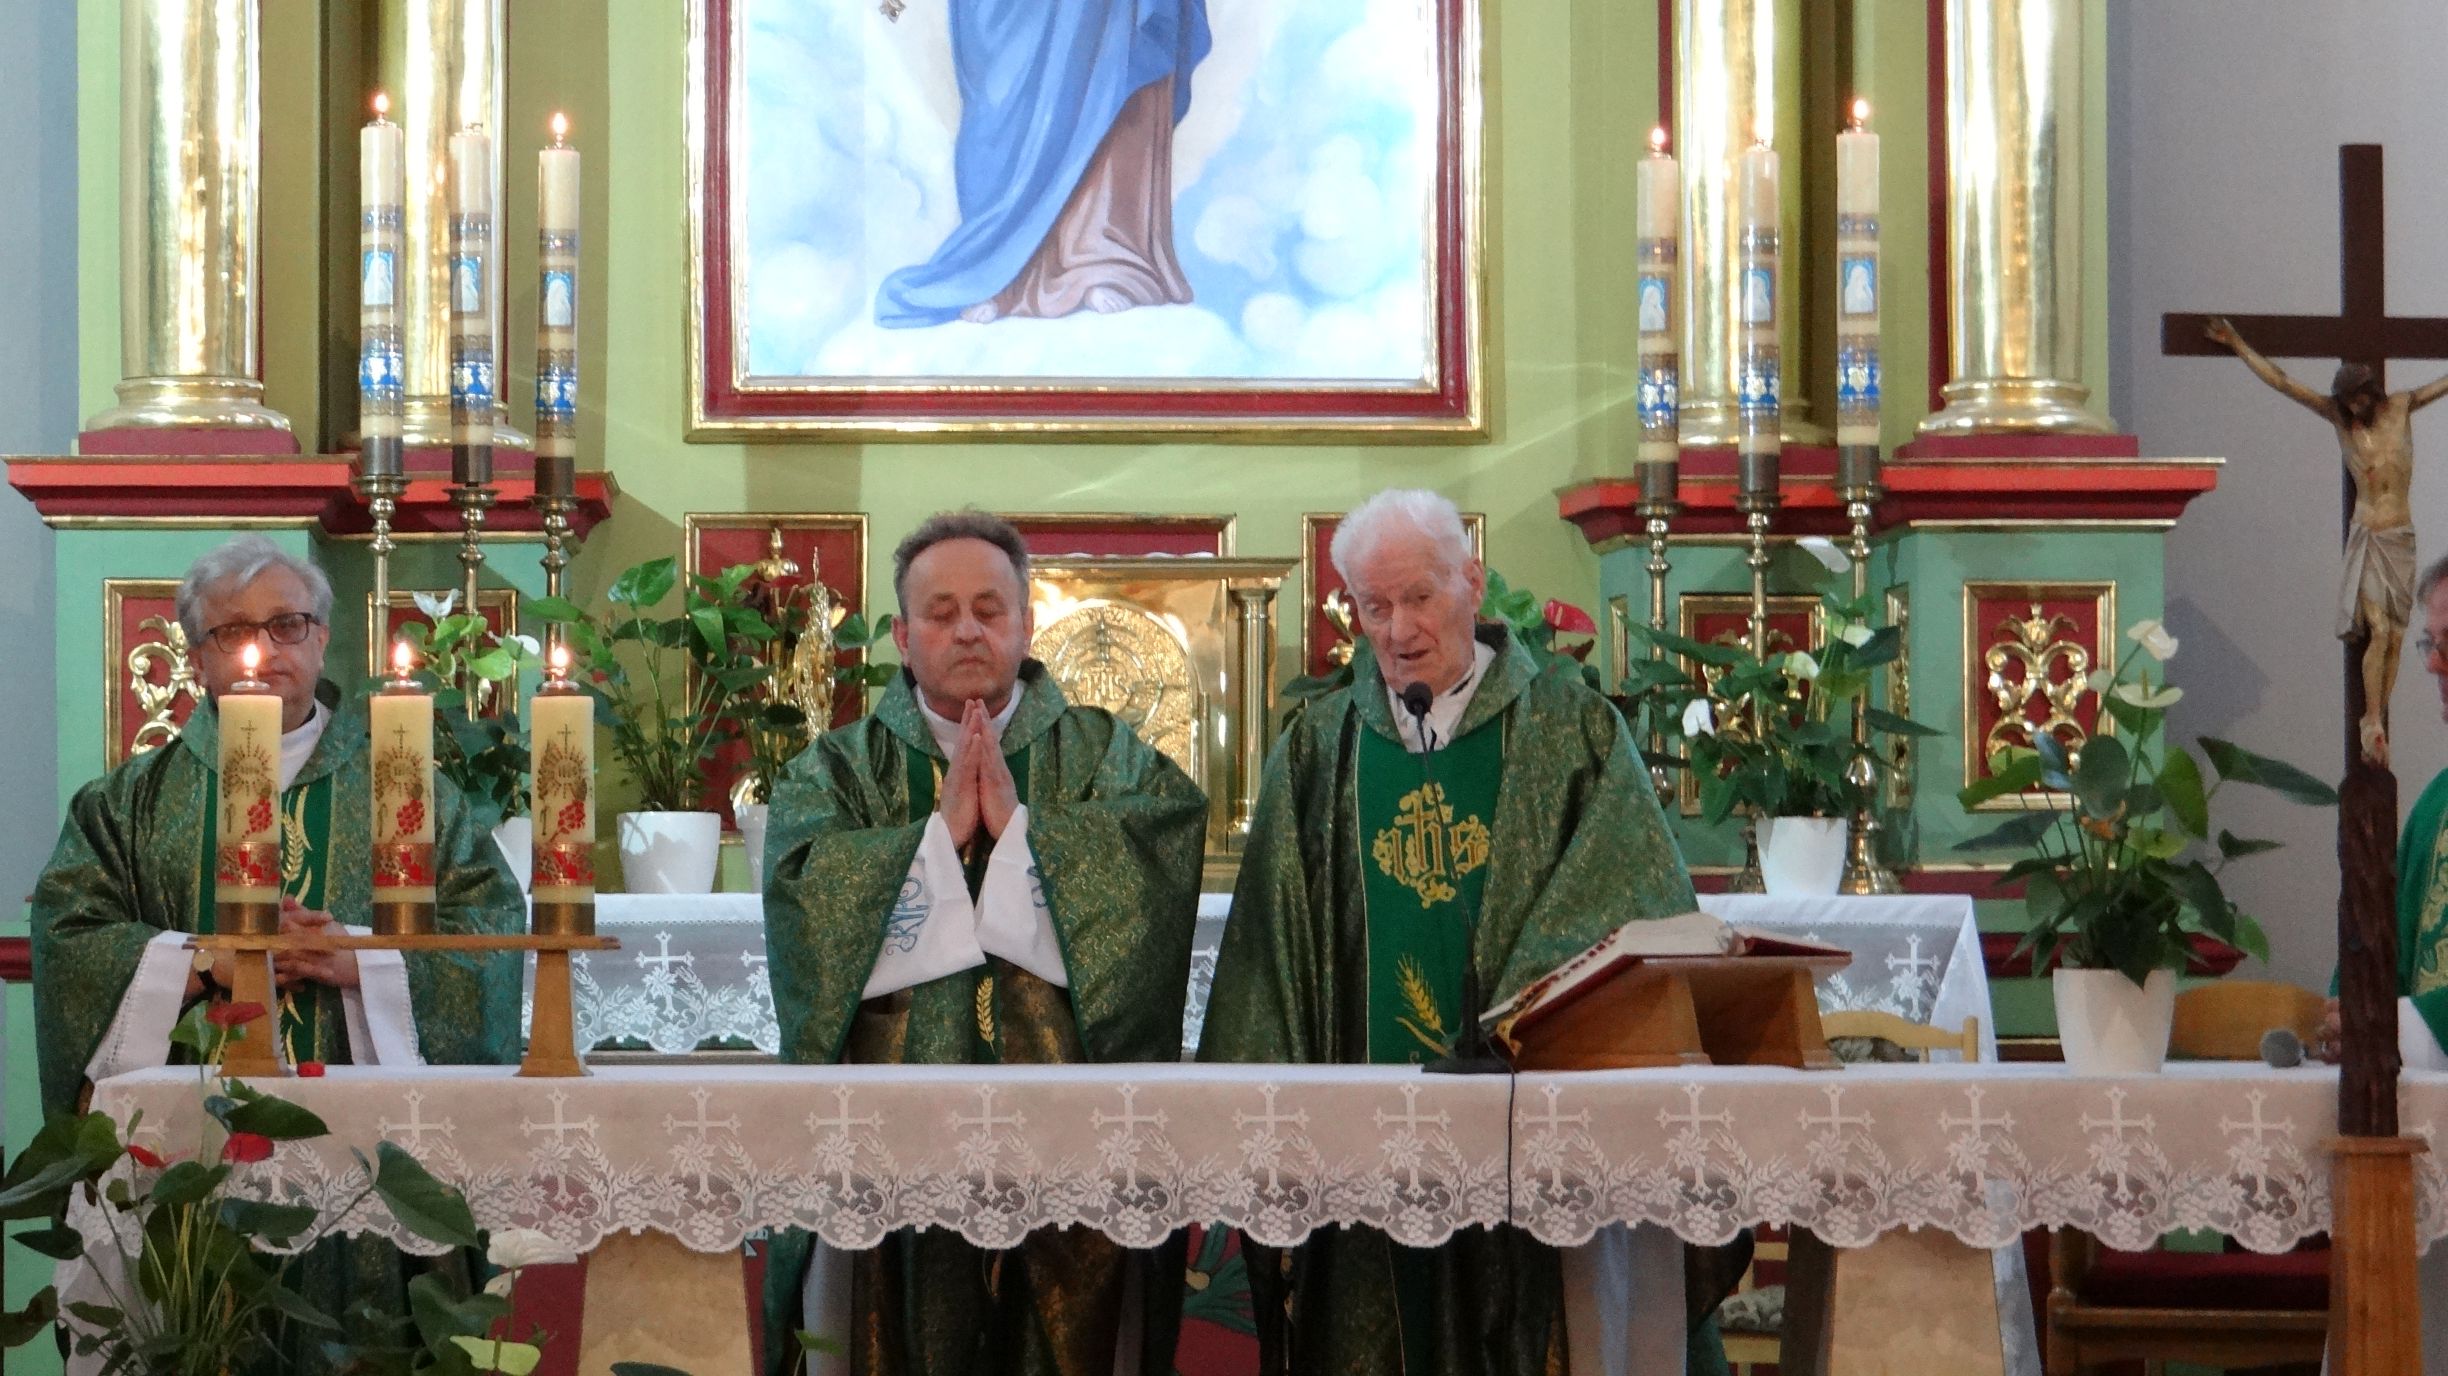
[{"xmin": 1369, "ymin": 781, "xmax": 1491, "ymax": 908}]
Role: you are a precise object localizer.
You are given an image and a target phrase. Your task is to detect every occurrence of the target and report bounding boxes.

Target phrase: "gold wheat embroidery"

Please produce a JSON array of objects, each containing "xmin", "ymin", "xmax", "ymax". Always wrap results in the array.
[
  {"xmin": 1395, "ymin": 955, "xmax": 1451, "ymax": 1056},
  {"xmin": 281, "ymin": 790, "xmax": 314, "ymax": 896},
  {"xmin": 974, "ymin": 975, "xmax": 998, "ymax": 1046}
]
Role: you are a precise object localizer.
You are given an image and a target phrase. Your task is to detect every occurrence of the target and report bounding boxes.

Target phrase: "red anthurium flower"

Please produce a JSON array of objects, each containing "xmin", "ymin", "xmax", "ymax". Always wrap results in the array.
[
  {"xmin": 126, "ymin": 1144, "xmax": 167, "ymax": 1170},
  {"xmin": 1543, "ymin": 600, "xmax": 1598, "ymax": 636},
  {"xmin": 221, "ymin": 1132, "xmax": 274, "ymax": 1165},
  {"xmin": 206, "ymin": 1001, "xmax": 267, "ymax": 1029},
  {"xmin": 297, "ymin": 1061, "xmax": 327, "ymax": 1078}
]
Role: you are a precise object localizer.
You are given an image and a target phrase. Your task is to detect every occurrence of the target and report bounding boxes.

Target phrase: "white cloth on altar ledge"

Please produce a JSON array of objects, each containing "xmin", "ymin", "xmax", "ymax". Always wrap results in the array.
[{"xmin": 82, "ymin": 925, "xmax": 421, "ymax": 1086}]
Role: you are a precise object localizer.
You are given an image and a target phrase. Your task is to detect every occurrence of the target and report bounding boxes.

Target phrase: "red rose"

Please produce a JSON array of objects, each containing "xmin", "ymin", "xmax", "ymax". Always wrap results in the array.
[
  {"xmin": 221, "ymin": 1132, "xmax": 274, "ymax": 1164},
  {"xmin": 206, "ymin": 1001, "xmax": 267, "ymax": 1029},
  {"xmin": 126, "ymin": 1144, "xmax": 168, "ymax": 1169},
  {"xmin": 1543, "ymin": 600, "xmax": 1598, "ymax": 636},
  {"xmin": 297, "ymin": 1061, "xmax": 327, "ymax": 1078}
]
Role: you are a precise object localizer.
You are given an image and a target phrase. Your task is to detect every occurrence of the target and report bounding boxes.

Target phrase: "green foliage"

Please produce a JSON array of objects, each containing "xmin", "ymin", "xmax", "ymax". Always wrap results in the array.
[
  {"xmin": 395, "ymin": 590, "xmax": 547, "ymax": 821},
  {"xmin": 1953, "ymin": 626, "xmax": 2337, "ymax": 984},
  {"xmin": 1619, "ymin": 584, "xmax": 1935, "ymax": 825},
  {"xmin": 730, "ymin": 561, "xmax": 900, "ymax": 806}
]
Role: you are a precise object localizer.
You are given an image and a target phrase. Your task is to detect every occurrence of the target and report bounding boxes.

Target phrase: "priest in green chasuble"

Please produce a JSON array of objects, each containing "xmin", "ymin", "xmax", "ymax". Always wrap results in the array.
[
  {"xmin": 760, "ymin": 510, "xmax": 1207, "ymax": 1376},
  {"xmin": 1199, "ymin": 489, "xmax": 1706, "ymax": 1376},
  {"xmin": 29, "ymin": 535, "xmax": 525, "ymax": 1372}
]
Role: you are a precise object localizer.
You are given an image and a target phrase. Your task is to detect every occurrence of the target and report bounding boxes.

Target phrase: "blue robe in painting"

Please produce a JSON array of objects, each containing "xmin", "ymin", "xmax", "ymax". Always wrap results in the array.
[{"xmin": 876, "ymin": 0, "xmax": 1211, "ymax": 328}]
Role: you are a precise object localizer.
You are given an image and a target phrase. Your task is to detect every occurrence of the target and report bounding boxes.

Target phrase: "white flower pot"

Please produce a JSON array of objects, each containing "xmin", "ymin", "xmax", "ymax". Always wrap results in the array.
[
  {"xmin": 1758, "ymin": 815, "xmax": 1848, "ymax": 896},
  {"xmin": 2054, "ymin": 968, "xmax": 2178, "ymax": 1074},
  {"xmin": 491, "ymin": 816, "xmax": 533, "ymax": 892},
  {"xmin": 618, "ymin": 810, "xmax": 723, "ymax": 894},
  {"xmin": 736, "ymin": 802, "xmax": 770, "ymax": 891}
]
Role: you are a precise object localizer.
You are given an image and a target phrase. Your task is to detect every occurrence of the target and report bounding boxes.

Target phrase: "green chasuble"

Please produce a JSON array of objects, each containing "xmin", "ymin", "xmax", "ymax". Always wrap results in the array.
[
  {"xmin": 2396, "ymin": 767, "xmax": 2448, "ymax": 1052},
  {"xmin": 761, "ymin": 663, "xmax": 1207, "ymax": 1376},
  {"xmin": 30, "ymin": 681, "xmax": 526, "ymax": 1374},
  {"xmin": 1200, "ymin": 627, "xmax": 1700, "ymax": 1376}
]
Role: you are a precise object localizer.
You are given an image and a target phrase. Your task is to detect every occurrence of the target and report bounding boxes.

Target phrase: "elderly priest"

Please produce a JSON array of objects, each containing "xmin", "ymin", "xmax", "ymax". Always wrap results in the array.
[
  {"xmin": 761, "ymin": 509, "xmax": 1207, "ymax": 1376},
  {"xmin": 1200, "ymin": 488, "xmax": 1711, "ymax": 1375}
]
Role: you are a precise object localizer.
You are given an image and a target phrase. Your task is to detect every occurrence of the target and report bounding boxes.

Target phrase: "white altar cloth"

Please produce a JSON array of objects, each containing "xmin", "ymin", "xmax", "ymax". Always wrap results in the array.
[{"xmin": 80, "ymin": 1062, "xmax": 2448, "ymax": 1260}]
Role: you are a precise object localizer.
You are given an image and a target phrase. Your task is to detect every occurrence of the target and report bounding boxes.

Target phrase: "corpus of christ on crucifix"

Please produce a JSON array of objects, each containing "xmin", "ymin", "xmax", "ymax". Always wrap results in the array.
[{"xmin": 5, "ymin": 5, "xmax": 2448, "ymax": 1376}]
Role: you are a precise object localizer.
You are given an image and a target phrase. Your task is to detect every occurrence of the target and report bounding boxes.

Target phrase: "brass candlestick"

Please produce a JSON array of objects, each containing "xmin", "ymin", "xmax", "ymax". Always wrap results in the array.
[
  {"xmin": 355, "ymin": 469, "xmax": 408, "ymax": 660},
  {"xmin": 1639, "ymin": 497, "xmax": 1680, "ymax": 806},
  {"xmin": 531, "ymin": 456, "xmax": 576, "ymax": 657},
  {"xmin": 1730, "ymin": 486, "xmax": 1780, "ymax": 894},
  {"xmin": 450, "ymin": 478, "xmax": 494, "ymax": 705},
  {"xmin": 1837, "ymin": 480, "xmax": 1901, "ymax": 895}
]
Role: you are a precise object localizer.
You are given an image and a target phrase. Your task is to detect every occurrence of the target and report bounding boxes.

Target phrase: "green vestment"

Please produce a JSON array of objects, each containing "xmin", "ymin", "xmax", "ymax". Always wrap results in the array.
[
  {"xmin": 760, "ymin": 664, "xmax": 1207, "ymax": 1376},
  {"xmin": 2397, "ymin": 767, "xmax": 2448, "ymax": 1051},
  {"xmin": 1199, "ymin": 628, "xmax": 1700, "ymax": 1376},
  {"xmin": 31, "ymin": 683, "xmax": 527, "ymax": 1376}
]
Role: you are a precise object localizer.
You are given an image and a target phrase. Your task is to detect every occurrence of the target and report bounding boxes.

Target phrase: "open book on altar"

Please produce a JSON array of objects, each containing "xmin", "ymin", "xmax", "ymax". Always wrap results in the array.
[{"xmin": 1484, "ymin": 911, "xmax": 1851, "ymax": 1070}]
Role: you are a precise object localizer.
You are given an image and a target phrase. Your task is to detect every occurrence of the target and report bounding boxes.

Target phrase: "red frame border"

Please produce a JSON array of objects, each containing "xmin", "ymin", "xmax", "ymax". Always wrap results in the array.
[{"xmin": 692, "ymin": 0, "xmax": 1482, "ymax": 435}]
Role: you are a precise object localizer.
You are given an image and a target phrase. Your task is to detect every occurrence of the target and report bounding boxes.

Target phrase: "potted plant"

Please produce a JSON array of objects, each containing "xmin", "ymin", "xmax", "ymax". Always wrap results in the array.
[
  {"xmin": 534, "ymin": 557, "xmax": 779, "ymax": 894},
  {"xmin": 399, "ymin": 592, "xmax": 543, "ymax": 887},
  {"xmin": 0, "ymin": 1001, "xmax": 564, "ymax": 1374},
  {"xmin": 1955, "ymin": 618, "xmax": 2336, "ymax": 1072},
  {"xmin": 1624, "ymin": 588, "xmax": 1935, "ymax": 894}
]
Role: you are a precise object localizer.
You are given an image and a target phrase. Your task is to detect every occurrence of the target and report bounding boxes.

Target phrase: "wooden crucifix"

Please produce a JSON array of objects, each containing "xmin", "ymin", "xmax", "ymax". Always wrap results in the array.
[{"xmin": 2162, "ymin": 143, "xmax": 2448, "ymax": 1141}]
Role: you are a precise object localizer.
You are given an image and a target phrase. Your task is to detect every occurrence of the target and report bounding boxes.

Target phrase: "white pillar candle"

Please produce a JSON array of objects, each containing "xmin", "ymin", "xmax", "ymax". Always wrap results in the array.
[
  {"xmin": 447, "ymin": 125, "xmax": 495, "ymax": 485},
  {"xmin": 529, "ymin": 647, "xmax": 596, "ymax": 910},
  {"xmin": 1736, "ymin": 137, "xmax": 1781, "ymax": 499},
  {"xmin": 369, "ymin": 640, "xmax": 438, "ymax": 915},
  {"xmin": 1636, "ymin": 128, "xmax": 1681, "ymax": 502},
  {"xmin": 360, "ymin": 93, "xmax": 405, "ymax": 477},
  {"xmin": 535, "ymin": 114, "xmax": 580, "ymax": 501},
  {"xmin": 1836, "ymin": 100, "xmax": 1882, "ymax": 490},
  {"xmin": 214, "ymin": 643, "xmax": 283, "ymax": 930}
]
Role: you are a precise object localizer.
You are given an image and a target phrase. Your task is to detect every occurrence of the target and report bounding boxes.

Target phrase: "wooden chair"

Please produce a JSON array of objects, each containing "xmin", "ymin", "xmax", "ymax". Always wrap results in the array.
[
  {"xmin": 1724, "ymin": 1013, "xmax": 1984, "ymax": 1372},
  {"xmin": 2045, "ymin": 980, "xmax": 2330, "ymax": 1376}
]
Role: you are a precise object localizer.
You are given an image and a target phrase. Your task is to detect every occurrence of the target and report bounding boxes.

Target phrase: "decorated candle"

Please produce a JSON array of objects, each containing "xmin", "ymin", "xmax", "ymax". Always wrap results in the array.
[
  {"xmin": 447, "ymin": 124, "xmax": 495, "ymax": 486},
  {"xmin": 529, "ymin": 646, "xmax": 596, "ymax": 933},
  {"xmin": 1635, "ymin": 127, "xmax": 1680, "ymax": 503},
  {"xmin": 1735, "ymin": 135, "xmax": 1782, "ymax": 501},
  {"xmin": 359, "ymin": 92, "xmax": 405, "ymax": 480},
  {"xmin": 1836, "ymin": 99, "xmax": 1882, "ymax": 493},
  {"xmin": 214, "ymin": 643, "xmax": 283, "ymax": 934},
  {"xmin": 368, "ymin": 640, "xmax": 437, "ymax": 933},
  {"xmin": 535, "ymin": 113, "xmax": 580, "ymax": 503}
]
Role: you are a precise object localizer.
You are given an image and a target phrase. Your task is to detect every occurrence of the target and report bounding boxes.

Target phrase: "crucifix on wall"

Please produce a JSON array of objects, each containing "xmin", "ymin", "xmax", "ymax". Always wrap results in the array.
[{"xmin": 2161, "ymin": 143, "xmax": 2448, "ymax": 1140}]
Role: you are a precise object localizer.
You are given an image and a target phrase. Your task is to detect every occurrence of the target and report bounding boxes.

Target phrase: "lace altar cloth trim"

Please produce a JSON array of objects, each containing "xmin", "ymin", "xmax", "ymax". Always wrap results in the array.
[{"xmin": 81, "ymin": 1062, "xmax": 2448, "ymax": 1257}]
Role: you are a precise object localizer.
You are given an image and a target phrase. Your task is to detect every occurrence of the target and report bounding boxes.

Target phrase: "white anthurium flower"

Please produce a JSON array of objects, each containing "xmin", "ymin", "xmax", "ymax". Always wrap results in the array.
[
  {"xmin": 1783, "ymin": 651, "xmax": 1821, "ymax": 681},
  {"xmin": 2125, "ymin": 618, "xmax": 2179, "ymax": 663},
  {"xmin": 412, "ymin": 589, "xmax": 458, "ymax": 621},
  {"xmin": 1794, "ymin": 537, "xmax": 1852, "ymax": 573},
  {"xmin": 1837, "ymin": 621, "xmax": 1874, "ymax": 648},
  {"xmin": 2111, "ymin": 682, "xmax": 2183, "ymax": 710},
  {"xmin": 484, "ymin": 1227, "xmax": 579, "ymax": 1273},
  {"xmin": 1682, "ymin": 698, "xmax": 1716, "ymax": 738},
  {"xmin": 506, "ymin": 633, "xmax": 542, "ymax": 658}
]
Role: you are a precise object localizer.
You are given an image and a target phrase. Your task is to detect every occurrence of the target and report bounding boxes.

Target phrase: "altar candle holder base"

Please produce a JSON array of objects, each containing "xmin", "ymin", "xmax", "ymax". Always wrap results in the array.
[
  {"xmin": 1836, "ymin": 484, "xmax": 1902, "ymax": 896},
  {"xmin": 369, "ymin": 900, "xmax": 436, "ymax": 937},
  {"xmin": 1638, "ymin": 499, "xmax": 1681, "ymax": 807},
  {"xmin": 1727, "ymin": 814, "xmax": 1766, "ymax": 894}
]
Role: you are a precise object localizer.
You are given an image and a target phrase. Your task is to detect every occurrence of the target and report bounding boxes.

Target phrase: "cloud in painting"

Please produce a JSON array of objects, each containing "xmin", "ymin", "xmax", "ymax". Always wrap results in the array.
[{"xmin": 737, "ymin": 0, "xmax": 1435, "ymax": 384}]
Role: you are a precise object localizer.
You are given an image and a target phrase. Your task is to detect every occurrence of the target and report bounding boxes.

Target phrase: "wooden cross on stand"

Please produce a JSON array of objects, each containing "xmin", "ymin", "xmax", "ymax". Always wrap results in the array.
[{"xmin": 2161, "ymin": 144, "xmax": 2448, "ymax": 1140}]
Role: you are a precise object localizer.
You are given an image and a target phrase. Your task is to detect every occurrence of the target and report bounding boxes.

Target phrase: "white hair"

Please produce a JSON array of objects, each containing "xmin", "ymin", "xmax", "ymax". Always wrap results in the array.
[
  {"xmin": 1330, "ymin": 489, "xmax": 1473, "ymax": 587},
  {"xmin": 176, "ymin": 535, "xmax": 334, "ymax": 645}
]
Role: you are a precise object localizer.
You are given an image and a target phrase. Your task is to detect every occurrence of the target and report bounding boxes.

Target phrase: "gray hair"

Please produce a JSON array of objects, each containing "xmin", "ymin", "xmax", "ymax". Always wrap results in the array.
[
  {"xmin": 1331, "ymin": 488, "xmax": 1473, "ymax": 587},
  {"xmin": 892, "ymin": 509, "xmax": 1032, "ymax": 609},
  {"xmin": 176, "ymin": 535, "xmax": 334, "ymax": 645},
  {"xmin": 2422, "ymin": 551, "xmax": 2448, "ymax": 608}
]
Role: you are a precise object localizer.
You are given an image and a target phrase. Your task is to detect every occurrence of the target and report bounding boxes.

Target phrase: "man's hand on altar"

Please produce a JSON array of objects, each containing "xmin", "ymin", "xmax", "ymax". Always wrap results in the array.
[
  {"xmin": 271, "ymin": 898, "xmax": 361, "ymax": 990},
  {"xmin": 2318, "ymin": 997, "xmax": 2343, "ymax": 1063},
  {"xmin": 939, "ymin": 704, "xmax": 986, "ymax": 848},
  {"xmin": 975, "ymin": 706, "xmax": 1018, "ymax": 840}
]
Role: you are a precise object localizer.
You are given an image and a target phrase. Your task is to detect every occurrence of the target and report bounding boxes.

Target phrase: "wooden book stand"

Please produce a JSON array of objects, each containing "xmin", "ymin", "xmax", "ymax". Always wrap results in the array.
[{"xmin": 1493, "ymin": 954, "xmax": 1849, "ymax": 1071}]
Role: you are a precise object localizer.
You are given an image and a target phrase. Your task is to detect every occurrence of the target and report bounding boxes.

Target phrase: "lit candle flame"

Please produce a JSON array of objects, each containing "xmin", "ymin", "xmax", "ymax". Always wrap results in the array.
[
  {"xmin": 392, "ymin": 639, "xmax": 415, "ymax": 677},
  {"xmin": 550, "ymin": 111, "xmax": 569, "ymax": 143},
  {"xmin": 1649, "ymin": 126, "xmax": 1668, "ymax": 155},
  {"xmin": 241, "ymin": 642, "xmax": 262, "ymax": 678},
  {"xmin": 549, "ymin": 643, "xmax": 570, "ymax": 680},
  {"xmin": 373, "ymin": 90, "xmax": 390, "ymax": 120},
  {"xmin": 1850, "ymin": 98, "xmax": 1870, "ymax": 129}
]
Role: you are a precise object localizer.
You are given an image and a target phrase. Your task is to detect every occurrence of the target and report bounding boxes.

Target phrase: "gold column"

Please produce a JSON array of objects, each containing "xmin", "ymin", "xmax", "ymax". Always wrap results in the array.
[
  {"xmin": 1920, "ymin": 0, "xmax": 2110, "ymax": 435},
  {"xmin": 1228, "ymin": 580, "xmax": 1280, "ymax": 850},
  {"xmin": 1673, "ymin": 0, "xmax": 1822, "ymax": 446},
  {"xmin": 86, "ymin": 0, "xmax": 293, "ymax": 437},
  {"xmin": 377, "ymin": 0, "xmax": 528, "ymax": 448}
]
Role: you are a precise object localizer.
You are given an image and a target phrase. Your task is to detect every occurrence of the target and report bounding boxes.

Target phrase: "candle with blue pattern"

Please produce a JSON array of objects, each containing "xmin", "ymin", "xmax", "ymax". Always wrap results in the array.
[
  {"xmin": 535, "ymin": 114, "xmax": 579, "ymax": 501},
  {"xmin": 1736, "ymin": 135, "xmax": 1781, "ymax": 500},
  {"xmin": 1636, "ymin": 127, "xmax": 1679, "ymax": 503},
  {"xmin": 359, "ymin": 93, "xmax": 404, "ymax": 479},
  {"xmin": 1836, "ymin": 100, "xmax": 1881, "ymax": 493},
  {"xmin": 448, "ymin": 125, "xmax": 494, "ymax": 487}
]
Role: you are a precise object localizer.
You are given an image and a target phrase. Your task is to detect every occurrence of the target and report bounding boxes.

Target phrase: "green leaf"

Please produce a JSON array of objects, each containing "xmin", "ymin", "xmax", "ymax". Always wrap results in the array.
[
  {"xmin": 465, "ymin": 649, "xmax": 518, "ymax": 681},
  {"xmin": 260, "ymin": 1280, "xmax": 342, "ymax": 1332},
  {"xmin": 168, "ymin": 998, "xmax": 214, "ymax": 1055},
  {"xmin": 524, "ymin": 595, "xmax": 586, "ymax": 623},
  {"xmin": 2072, "ymin": 735, "xmax": 2131, "ymax": 820},
  {"xmin": 2200, "ymin": 737, "xmax": 2340, "ymax": 806},
  {"xmin": 689, "ymin": 606, "xmax": 726, "ymax": 653},
  {"xmin": 222, "ymin": 1085, "xmax": 329, "ymax": 1141},
  {"xmin": 222, "ymin": 1198, "xmax": 320, "ymax": 1244},
  {"xmin": 2126, "ymin": 827, "xmax": 2189, "ymax": 861},
  {"xmin": 13, "ymin": 1224, "xmax": 85, "ymax": 1260},
  {"xmin": 2166, "ymin": 860, "xmax": 2234, "ymax": 936},
  {"xmin": 0, "ymin": 1287, "xmax": 58, "ymax": 1347},
  {"xmin": 453, "ymin": 1337, "xmax": 546, "ymax": 1374},
  {"xmin": 1958, "ymin": 752, "xmax": 2046, "ymax": 809},
  {"xmin": 63, "ymin": 1299, "xmax": 121, "ymax": 1329},
  {"xmin": 150, "ymin": 1160, "xmax": 231, "ymax": 1207},
  {"xmin": 374, "ymin": 1141, "xmax": 479, "ymax": 1250},
  {"xmin": 1862, "ymin": 706, "xmax": 1938, "ymax": 738},
  {"xmin": 2157, "ymin": 745, "xmax": 2209, "ymax": 838},
  {"xmin": 2217, "ymin": 830, "xmax": 2284, "ymax": 861},
  {"xmin": 1953, "ymin": 810, "xmax": 2059, "ymax": 852},
  {"xmin": 2232, "ymin": 911, "xmax": 2273, "ymax": 964},
  {"xmin": 609, "ymin": 557, "xmax": 679, "ymax": 609},
  {"xmin": 0, "ymin": 1156, "xmax": 89, "ymax": 1220},
  {"xmin": 2033, "ymin": 730, "xmax": 2071, "ymax": 779},
  {"xmin": 798, "ymin": 1330, "xmax": 847, "ymax": 1356}
]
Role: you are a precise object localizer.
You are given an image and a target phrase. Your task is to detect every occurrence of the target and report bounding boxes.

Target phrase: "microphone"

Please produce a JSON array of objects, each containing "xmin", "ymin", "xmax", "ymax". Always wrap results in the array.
[
  {"xmin": 2260, "ymin": 1027, "xmax": 2305, "ymax": 1068},
  {"xmin": 1400, "ymin": 680, "xmax": 1436, "ymax": 760}
]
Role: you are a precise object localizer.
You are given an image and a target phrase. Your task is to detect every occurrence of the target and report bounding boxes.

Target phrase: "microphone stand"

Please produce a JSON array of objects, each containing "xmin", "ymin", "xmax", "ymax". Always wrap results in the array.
[{"xmin": 1408, "ymin": 683, "xmax": 1509, "ymax": 1076}]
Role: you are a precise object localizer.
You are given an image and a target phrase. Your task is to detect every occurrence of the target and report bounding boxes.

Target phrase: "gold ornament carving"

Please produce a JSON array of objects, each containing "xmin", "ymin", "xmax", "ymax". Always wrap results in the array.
[
  {"xmin": 1982, "ymin": 602, "xmax": 2094, "ymax": 762},
  {"xmin": 1035, "ymin": 601, "xmax": 1195, "ymax": 775},
  {"xmin": 1370, "ymin": 781, "xmax": 1490, "ymax": 908},
  {"xmin": 127, "ymin": 616, "xmax": 205, "ymax": 759}
]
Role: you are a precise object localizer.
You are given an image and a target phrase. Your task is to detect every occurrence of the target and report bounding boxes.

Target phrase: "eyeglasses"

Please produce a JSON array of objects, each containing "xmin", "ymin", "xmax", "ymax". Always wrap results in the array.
[{"xmin": 202, "ymin": 612, "xmax": 320, "ymax": 655}]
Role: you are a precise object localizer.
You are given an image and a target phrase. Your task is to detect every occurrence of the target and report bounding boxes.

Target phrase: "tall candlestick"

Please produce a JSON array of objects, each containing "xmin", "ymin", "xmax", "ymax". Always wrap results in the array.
[
  {"xmin": 530, "ymin": 647, "xmax": 595, "ymax": 935},
  {"xmin": 448, "ymin": 125, "xmax": 496, "ymax": 488},
  {"xmin": 214, "ymin": 643, "xmax": 282, "ymax": 936},
  {"xmin": 535, "ymin": 113, "xmax": 579, "ymax": 503},
  {"xmin": 360, "ymin": 93, "xmax": 406, "ymax": 480},
  {"xmin": 1736, "ymin": 137, "xmax": 1782, "ymax": 501},
  {"xmin": 1636, "ymin": 127, "xmax": 1681, "ymax": 503},
  {"xmin": 1836, "ymin": 100, "xmax": 1882, "ymax": 493},
  {"xmin": 369, "ymin": 640, "xmax": 438, "ymax": 934}
]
